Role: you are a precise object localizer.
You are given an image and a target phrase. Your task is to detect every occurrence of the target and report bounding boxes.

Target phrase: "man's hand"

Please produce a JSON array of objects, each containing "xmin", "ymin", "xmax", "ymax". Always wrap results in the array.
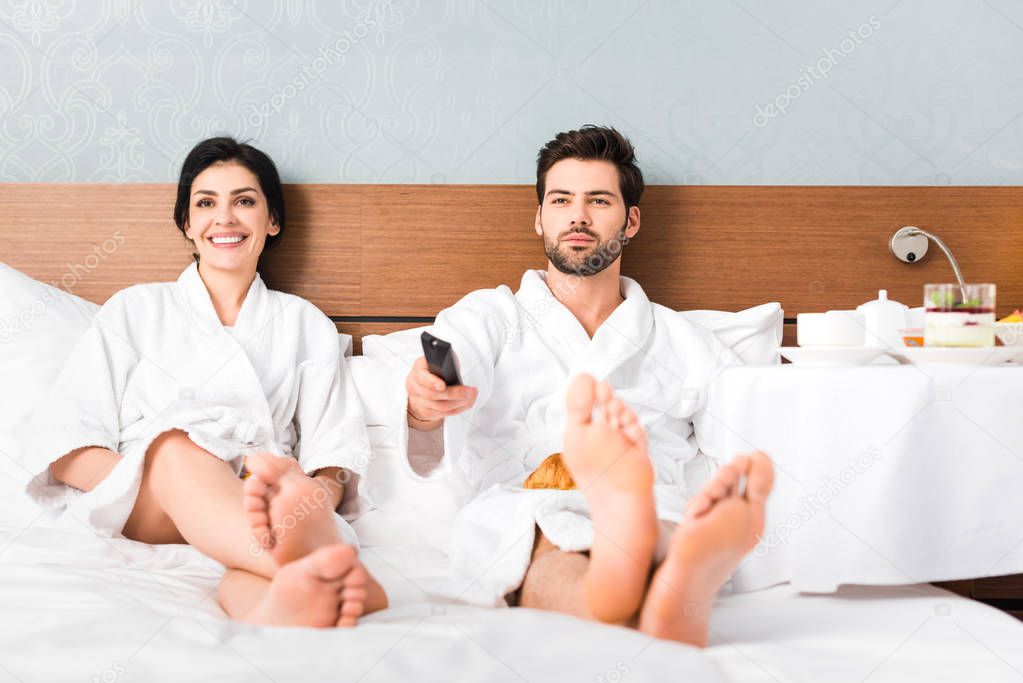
[{"xmin": 406, "ymin": 357, "xmax": 478, "ymax": 430}]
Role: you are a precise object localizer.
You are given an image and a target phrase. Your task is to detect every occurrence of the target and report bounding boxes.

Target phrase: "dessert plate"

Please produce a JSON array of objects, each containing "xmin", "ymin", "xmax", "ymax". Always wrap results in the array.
[
  {"xmin": 779, "ymin": 347, "xmax": 889, "ymax": 367},
  {"xmin": 889, "ymin": 347, "xmax": 1023, "ymax": 366}
]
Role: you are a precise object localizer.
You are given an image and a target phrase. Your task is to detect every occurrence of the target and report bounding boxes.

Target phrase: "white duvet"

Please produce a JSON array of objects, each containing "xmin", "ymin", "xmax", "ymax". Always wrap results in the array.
[{"xmin": 1, "ymin": 514, "xmax": 1022, "ymax": 683}]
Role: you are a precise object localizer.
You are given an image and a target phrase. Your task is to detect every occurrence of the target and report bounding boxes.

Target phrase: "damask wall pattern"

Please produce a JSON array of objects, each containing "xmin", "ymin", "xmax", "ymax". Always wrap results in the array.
[{"xmin": 1, "ymin": 0, "xmax": 1021, "ymax": 185}]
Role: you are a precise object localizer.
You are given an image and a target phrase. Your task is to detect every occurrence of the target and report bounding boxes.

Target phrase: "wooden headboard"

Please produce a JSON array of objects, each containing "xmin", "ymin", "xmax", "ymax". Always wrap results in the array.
[{"xmin": 2, "ymin": 184, "xmax": 1020, "ymax": 349}]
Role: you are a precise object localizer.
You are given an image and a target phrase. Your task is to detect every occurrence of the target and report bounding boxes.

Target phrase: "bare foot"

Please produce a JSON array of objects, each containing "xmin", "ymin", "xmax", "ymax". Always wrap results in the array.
[
  {"xmin": 246, "ymin": 544, "xmax": 368, "ymax": 627},
  {"xmin": 638, "ymin": 451, "xmax": 774, "ymax": 647},
  {"xmin": 560, "ymin": 374, "xmax": 659, "ymax": 623},
  {"xmin": 243, "ymin": 452, "xmax": 342, "ymax": 566}
]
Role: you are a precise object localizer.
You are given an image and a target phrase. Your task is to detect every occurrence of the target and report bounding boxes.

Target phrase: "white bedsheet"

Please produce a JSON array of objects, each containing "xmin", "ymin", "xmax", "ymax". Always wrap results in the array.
[{"xmin": 1, "ymin": 520, "xmax": 1021, "ymax": 683}]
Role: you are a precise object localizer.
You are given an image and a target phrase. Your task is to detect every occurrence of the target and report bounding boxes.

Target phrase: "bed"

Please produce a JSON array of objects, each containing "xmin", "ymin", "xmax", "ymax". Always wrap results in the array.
[
  {"xmin": 2, "ymin": 183, "xmax": 1022, "ymax": 681},
  {"xmin": 1, "ymin": 516, "xmax": 1021, "ymax": 682}
]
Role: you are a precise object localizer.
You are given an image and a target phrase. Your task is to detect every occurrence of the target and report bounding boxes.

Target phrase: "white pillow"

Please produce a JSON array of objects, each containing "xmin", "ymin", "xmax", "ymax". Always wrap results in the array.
[
  {"xmin": 680, "ymin": 302, "xmax": 783, "ymax": 365},
  {"xmin": 0, "ymin": 262, "xmax": 99, "ymax": 524},
  {"xmin": 359, "ymin": 305, "xmax": 784, "ymax": 367},
  {"xmin": 353, "ymin": 304, "xmax": 783, "ymax": 448},
  {"xmin": 362, "ymin": 326, "xmax": 426, "ymax": 363}
]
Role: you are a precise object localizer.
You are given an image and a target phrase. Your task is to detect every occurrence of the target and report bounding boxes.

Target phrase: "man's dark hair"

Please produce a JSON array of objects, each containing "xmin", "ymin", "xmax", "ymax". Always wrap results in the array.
[
  {"xmin": 535, "ymin": 125, "xmax": 644, "ymax": 209},
  {"xmin": 173, "ymin": 137, "xmax": 286, "ymax": 250}
]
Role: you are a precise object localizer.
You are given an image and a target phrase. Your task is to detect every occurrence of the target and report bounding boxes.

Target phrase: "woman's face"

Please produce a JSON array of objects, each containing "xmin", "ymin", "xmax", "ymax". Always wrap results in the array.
[{"xmin": 184, "ymin": 161, "xmax": 279, "ymax": 273}]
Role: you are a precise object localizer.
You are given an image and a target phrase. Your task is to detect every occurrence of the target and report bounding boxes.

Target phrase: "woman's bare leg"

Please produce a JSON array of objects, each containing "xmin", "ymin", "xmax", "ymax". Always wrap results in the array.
[
  {"xmin": 217, "ymin": 452, "xmax": 389, "ymax": 625},
  {"xmin": 219, "ymin": 562, "xmax": 389, "ymax": 626},
  {"xmin": 219, "ymin": 547, "xmax": 373, "ymax": 627},
  {"xmin": 121, "ymin": 430, "xmax": 278, "ymax": 577},
  {"xmin": 55, "ymin": 430, "xmax": 382, "ymax": 626}
]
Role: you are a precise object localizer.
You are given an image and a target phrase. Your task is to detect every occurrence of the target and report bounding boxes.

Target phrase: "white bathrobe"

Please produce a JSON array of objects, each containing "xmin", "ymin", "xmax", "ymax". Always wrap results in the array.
[
  {"xmin": 389, "ymin": 270, "xmax": 738, "ymax": 606},
  {"xmin": 22, "ymin": 262, "xmax": 369, "ymax": 543}
]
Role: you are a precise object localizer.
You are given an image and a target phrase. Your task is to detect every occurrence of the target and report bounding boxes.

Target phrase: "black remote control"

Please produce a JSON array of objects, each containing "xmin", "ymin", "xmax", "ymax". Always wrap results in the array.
[{"xmin": 420, "ymin": 331, "xmax": 462, "ymax": 386}]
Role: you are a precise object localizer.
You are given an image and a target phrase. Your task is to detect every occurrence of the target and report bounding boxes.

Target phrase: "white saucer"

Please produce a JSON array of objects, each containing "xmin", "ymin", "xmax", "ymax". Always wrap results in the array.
[
  {"xmin": 780, "ymin": 346, "xmax": 888, "ymax": 367},
  {"xmin": 889, "ymin": 346, "xmax": 1023, "ymax": 366}
]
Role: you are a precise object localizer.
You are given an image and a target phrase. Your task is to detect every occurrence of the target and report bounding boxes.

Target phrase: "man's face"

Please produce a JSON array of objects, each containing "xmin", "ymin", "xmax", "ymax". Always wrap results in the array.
[{"xmin": 536, "ymin": 158, "xmax": 639, "ymax": 277}]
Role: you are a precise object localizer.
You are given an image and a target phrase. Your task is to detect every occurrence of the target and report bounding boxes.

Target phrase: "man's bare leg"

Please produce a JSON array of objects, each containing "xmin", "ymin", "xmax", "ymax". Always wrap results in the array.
[
  {"xmin": 518, "ymin": 532, "xmax": 599, "ymax": 620},
  {"xmin": 217, "ymin": 452, "xmax": 388, "ymax": 626},
  {"xmin": 638, "ymin": 451, "xmax": 774, "ymax": 647},
  {"xmin": 553, "ymin": 374, "xmax": 659, "ymax": 623}
]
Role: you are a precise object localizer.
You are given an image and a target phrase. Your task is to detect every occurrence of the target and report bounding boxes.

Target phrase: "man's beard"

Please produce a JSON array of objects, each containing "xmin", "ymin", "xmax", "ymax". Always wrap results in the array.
[{"xmin": 543, "ymin": 218, "xmax": 629, "ymax": 277}]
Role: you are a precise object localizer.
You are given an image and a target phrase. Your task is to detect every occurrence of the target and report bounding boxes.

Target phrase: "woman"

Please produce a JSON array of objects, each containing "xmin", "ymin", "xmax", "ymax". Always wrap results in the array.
[{"xmin": 23, "ymin": 137, "xmax": 387, "ymax": 626}]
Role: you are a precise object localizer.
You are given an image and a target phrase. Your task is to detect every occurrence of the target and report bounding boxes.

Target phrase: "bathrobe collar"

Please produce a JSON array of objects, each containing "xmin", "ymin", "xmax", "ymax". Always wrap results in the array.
[
  {"xmin": 175, "ymin": 262, "xmax": 278, "ymax": 437},
  {"xmin": 177, "ymin": 261, "xmax": 269, "ymax": 340},
  {"xmin": 516, "ymin": 269, "xmax": 654, "ymax": 379}
]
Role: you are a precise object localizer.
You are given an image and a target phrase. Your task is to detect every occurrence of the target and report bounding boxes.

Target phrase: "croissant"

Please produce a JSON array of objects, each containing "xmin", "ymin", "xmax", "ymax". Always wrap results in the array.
[{"xmin": 522, "ymin": 453, "xmax": 577, "ymax": 490}]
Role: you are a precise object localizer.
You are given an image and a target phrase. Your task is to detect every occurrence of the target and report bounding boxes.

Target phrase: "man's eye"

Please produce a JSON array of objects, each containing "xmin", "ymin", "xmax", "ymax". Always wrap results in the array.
[{"xmin": 592, "ymin": 198, "xmax": 609, "ymax": 205}]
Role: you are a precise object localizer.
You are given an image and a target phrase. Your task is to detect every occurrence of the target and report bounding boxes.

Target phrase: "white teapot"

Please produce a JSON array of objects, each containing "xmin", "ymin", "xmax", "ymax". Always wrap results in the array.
[{"xmin": 856, "ymin": 289, "xmax": 909, "ymax": 349}]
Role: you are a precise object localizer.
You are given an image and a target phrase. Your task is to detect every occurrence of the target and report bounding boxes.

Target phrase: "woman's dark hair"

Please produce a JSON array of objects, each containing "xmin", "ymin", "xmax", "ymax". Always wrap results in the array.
[
  {"xmin": 173, "ymin": 137, "xmax": 286, "ymax": 250},
  {"xmin": 536, "ymin": 125, "xmax": 644, "ymax": 209}
]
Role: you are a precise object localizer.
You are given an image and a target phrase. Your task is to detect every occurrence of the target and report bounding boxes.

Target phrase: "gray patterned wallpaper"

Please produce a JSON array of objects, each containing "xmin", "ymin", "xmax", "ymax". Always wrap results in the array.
[{"xmin": 1, "ymin": 0, "xmax": 1021, "ymax": 185}]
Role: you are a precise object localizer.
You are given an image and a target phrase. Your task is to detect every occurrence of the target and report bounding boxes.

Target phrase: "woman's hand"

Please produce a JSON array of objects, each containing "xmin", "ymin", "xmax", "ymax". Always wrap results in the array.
[{"xmin": 50, "ymin": 446, "xmax": 122, "ymax": 492}]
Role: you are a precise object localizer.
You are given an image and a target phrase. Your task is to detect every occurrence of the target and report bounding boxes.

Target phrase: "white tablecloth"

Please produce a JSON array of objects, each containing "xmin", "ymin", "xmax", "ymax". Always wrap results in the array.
[{"xmin": 703, "ymin": 363, "xmax": 1023, "ymax": 593}]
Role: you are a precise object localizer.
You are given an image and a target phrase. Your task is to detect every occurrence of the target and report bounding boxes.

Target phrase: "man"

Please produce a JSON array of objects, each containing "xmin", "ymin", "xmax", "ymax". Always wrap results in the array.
[{"xmin": 404, "ymin": 126, "xmax": 773, "ymax": 646}]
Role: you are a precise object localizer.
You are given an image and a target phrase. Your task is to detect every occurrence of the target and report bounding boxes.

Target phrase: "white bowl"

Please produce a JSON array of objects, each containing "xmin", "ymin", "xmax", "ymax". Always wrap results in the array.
[
  {"xmin": 995, "ymin": 321, "xmax": 1023, "ymax": 346},
  {"xmin": 797, "ymin": 311, "xmax": 865, "ymax": 347}
]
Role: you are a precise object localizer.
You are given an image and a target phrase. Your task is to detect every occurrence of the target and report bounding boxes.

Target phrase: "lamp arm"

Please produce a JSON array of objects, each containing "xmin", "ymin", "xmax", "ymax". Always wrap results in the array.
[{"xmin": 905, "ymin": 228, "xmax": 967, "ymax": 301}]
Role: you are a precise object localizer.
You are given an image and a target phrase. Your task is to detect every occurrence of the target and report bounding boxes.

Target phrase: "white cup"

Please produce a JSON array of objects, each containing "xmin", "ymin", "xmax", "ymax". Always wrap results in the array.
[{"xmin": 797, "ymin": 311, "xmax": 866, "ymax": 347}]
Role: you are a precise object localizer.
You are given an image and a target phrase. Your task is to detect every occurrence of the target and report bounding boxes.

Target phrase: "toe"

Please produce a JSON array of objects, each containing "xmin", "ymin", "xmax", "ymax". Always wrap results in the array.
[
  {"xmin": 336, "ymin": 606, "xmax": 362, "ymax": 627},
  {"xmin": 244, "ymin": 452, "xmax": 291, "ymax": 488},
  {"xmin": 607, "ymin": 398, "xmax": 626, "ymax": 430},
  {"xmin": 730, "ymin": 454, "xmax": 751, "ymax": 475},
  {"xmin": 619, "ymin": 407, "xmax": 647, "ymax": 447},
  {"xmin": 595, "ymin": 381, "xmax": 613, "ymax": 423},
  {"xmin": 744, "ymin": 451, "xmax": 775, "ymax": 504},
  {"xmin": 717, "ymin": 463, "xmax": 742, "ymax": 496},
  {"xmin": 702, "ymin": 464, "xmax": 739, "ymax": 501},
  {"xmin": 337, "ymin": 587, "xmax": 366, "ymax": 627},
  {"xmin": 340, "ymin": 598, "xmax": 364, "ymax": 617},
  {"xmin": 623, "ymin": 423, "xmax": 646, "ymax": 445},
  {"xmin": 242, "ymin": 481, "xmax": 268, "ymax": 510},
  {"xmin": 565, "ymin": 374, "xmax": 597, "ymax": 426},
  {"xmin": 619, "ymin": 406, "xmax": 638, "ymax": 428},
  {"xmin": 299, "ymin": 544, "xmax": 353, "ymax": 582},
  {"xmin": 344, "ymin": 564, "xmax": 368, "ymax": 590},
  {"xmin": 242, "ymin": 474, "xmax": 273, "ymax": 547},
  {"xmin": 341, "ymin": 586, "xmax": 368, "ymax": 603},
  {"xmin": 686, "ymin": 492, "xmax": 713, "ymax": 518}
]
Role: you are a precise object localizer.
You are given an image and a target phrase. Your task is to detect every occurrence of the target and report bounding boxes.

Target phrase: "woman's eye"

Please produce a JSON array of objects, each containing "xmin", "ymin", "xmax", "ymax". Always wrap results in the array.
[
  {"xmin": 551, "ymin": 198, "xmax": 566, "ymax": 204},
  {"xmin": 196, "ymin": 198, "xmax": 213, "ymax": 208},
  {"xmin": 237, "ymin": 197, "xmax": 255, "ymax": 206}
]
